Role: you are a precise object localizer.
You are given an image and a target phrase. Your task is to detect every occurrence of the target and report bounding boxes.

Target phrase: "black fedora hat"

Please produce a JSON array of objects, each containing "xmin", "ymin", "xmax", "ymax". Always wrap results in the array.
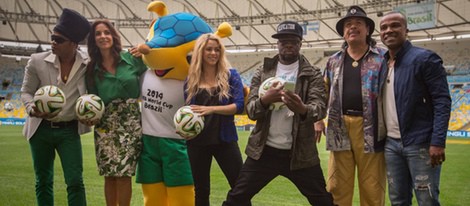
[{"xmin": 336, "ymin": 6, "xmax": 375, "ymax": 37}]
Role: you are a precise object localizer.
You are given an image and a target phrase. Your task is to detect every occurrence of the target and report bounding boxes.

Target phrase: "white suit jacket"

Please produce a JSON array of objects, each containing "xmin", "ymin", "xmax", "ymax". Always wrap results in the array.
[{"xmin": 21, "ymin": 50, "xmax": 91, "ymax": 140}]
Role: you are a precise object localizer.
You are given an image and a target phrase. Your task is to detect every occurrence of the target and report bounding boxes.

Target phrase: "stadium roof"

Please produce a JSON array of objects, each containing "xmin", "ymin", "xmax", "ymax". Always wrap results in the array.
[{"xmin": 0, "ymin": 0, "xmax": 469, "ymax": 52}]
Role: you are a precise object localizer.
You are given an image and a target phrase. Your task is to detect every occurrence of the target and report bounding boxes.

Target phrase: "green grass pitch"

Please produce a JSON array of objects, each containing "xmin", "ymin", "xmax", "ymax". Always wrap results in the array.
[{"xmin": 1, "ymin": 126, "xmax": 469, "ymax": 205}]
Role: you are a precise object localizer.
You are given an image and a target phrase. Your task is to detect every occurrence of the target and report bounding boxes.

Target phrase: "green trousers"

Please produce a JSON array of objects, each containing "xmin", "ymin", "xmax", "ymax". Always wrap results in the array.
[{"xmin": 29, "ymin": 121, "xmax": 86, "ymax": 206}]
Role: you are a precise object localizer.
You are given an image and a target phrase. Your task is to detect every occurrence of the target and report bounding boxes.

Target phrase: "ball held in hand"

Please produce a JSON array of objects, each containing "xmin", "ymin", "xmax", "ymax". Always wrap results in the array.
[
  {"xmin": 75, "ymin": 94, "xmax": 105, "ymax": 122},
  {"xmin": 33, "ymin": 85, "xmax": 66, "ymax": 115},
  {"xmin": 173, "ymin": 106, "xmax": 205, "ymax": 140}
]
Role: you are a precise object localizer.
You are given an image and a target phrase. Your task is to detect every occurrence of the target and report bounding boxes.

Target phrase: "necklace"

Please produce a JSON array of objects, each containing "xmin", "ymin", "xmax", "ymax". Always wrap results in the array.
[
  {"xmin": 62, "ymin": 71, "xmax": 70, "ymax": 83},
  {"xmin": 387, "ymin": 58, "xmax": 395, "ymax": 84},
  {"xmin": 352, "ymin": 61, "xmax": 359, "ymax": 67},
  {"xmin": 61, "ymin": 64, "xmax": 73, "ymax": 83},
  {"xmin": 350, "ymin": 50, "xmax": 369, "ymax": 68}
]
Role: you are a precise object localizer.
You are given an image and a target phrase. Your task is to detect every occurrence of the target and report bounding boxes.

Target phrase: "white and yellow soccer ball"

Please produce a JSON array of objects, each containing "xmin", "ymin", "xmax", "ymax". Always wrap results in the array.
[
  {"xmin": 33, "ymin": 85, "xmax": 66, "ymax": 115},
  {"xmin": 75, "ymin": 94, "xmax": 105, "ymax": 122},
  {"xmin": 173, "ymin": 106, "xmax": 205, "ymax": 140},
  {"xmin": 258, "ymin": 77, "xmax": 286, "ymax": 110}
]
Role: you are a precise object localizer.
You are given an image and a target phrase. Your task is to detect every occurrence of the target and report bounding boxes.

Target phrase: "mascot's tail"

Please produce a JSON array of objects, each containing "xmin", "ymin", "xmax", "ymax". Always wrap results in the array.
[
  {"xmin": 147, "ymin": 1, "xmax": 168, "ymax": 17},
  {"xmin": 215, "ymin": 22, "xmax": 232, "ymax": 38}
]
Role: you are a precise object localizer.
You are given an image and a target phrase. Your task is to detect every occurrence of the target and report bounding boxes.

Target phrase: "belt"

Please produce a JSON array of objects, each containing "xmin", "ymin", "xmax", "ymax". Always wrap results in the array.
[
  {"xmin": 263, "ymin": 145, "xmax": 291, "ymax": 157},
  {"xmin": 41, "ymin": 119, "xmax": 78, "ymax": 128},
  {"xmin": 343, "ymin": 109, "xmax": 363, "ymax": 116}
]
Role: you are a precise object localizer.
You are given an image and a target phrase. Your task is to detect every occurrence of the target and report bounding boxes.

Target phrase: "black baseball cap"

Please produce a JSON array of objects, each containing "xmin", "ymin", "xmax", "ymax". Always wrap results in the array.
[{"xmin": 272, "ymin": 21, "xmax": 303, "ymax": 39}]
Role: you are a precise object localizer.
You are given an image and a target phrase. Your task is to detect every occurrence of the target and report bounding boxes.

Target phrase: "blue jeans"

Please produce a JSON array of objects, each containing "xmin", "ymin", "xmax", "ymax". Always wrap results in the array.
[{"xmin": 384, "ymin": 138, "xmax": 441, "ymax": 206}]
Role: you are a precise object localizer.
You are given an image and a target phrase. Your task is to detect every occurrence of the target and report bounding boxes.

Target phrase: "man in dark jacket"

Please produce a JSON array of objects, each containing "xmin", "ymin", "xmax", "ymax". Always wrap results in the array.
[
  {"xmin": 223, "ymin": 20, "xmax": 333, "ymax": 206},
  {"xmin": 379, "ymin": 11, "xmax": 451, "ymax": 205}
]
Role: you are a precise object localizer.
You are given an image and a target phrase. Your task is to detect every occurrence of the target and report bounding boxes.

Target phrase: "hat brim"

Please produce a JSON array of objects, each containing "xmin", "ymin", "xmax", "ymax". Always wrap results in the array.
[
  {"xmin": 272, "ymin": 33, "xmax": 302, "ymax": 39},
  {"xmin": 336, "ymin": 16, "xmax": 375, "ymax": 37}
]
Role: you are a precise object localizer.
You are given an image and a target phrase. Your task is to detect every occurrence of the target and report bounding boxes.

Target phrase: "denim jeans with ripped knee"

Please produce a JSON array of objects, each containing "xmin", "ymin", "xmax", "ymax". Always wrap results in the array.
[{"xmin": 384, "ymin": 138, "xmax": 441, "ymax": 206}]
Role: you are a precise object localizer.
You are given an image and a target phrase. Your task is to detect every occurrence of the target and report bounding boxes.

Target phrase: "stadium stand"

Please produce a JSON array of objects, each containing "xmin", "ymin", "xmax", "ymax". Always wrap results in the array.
[
  {"xmin": 0, "ymin": 57, "xmax": 27, "ymax": 121},
  {"xmin": 234, "ymin": 38, "xmax": 470, "ymax": 132},
  {"xmin": 1, "ymin": 38, "xmax": 469, "ymax": 132}
]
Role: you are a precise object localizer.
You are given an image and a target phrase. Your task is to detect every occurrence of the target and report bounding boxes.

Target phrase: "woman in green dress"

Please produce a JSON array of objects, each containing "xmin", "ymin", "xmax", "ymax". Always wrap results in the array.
[{"xmin": 85, "ymin": 19, "xmax": 147, "ymax": 206}]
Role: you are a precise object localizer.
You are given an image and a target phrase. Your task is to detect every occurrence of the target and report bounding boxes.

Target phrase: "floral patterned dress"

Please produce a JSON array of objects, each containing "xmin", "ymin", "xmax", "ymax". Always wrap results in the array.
[{"xmin": 94, "ymin": 99, "xmax": 142, "ymax": 176}]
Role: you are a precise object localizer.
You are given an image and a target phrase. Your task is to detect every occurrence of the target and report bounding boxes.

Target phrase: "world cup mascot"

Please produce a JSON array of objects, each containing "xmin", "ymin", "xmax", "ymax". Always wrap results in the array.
[{"xmin": 136, "ymin": 1, "xmax": 232, "ymax": 205}]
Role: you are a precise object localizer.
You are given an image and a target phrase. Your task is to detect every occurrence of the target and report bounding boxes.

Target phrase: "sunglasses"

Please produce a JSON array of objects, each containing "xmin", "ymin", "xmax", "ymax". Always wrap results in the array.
[{"xmin": 51, "ymin": 35, "xmax": 69, "ymax": 44}]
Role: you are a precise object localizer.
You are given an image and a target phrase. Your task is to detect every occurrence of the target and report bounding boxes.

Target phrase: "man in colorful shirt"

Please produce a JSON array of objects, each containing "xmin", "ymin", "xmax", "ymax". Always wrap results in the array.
[{"xmin": 315, "ymin": 6, "xmax": 387, "ymax": 206}]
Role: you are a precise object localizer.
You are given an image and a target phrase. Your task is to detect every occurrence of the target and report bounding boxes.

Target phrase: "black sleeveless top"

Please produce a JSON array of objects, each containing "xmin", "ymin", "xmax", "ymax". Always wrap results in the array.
[{"xmin": 187, "ymin": 87, "xmax": 221, "ymax": 146}]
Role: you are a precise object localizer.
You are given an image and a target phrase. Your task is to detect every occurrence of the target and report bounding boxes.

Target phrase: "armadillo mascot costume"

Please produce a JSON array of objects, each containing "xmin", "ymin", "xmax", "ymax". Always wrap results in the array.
[{"xmin": 136, "ymin": 1, "xmax": 232, "ymax": 205}]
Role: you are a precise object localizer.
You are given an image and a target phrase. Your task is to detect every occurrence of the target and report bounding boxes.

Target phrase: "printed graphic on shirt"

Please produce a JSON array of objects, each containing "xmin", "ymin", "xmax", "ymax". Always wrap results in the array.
[
  {"xmin": 142, "ymin": 89, "xmax": 174, "ymax": 113},
  {"xmin": 141, "ymin": 70, "xmax": 185, "ymax": 139}
]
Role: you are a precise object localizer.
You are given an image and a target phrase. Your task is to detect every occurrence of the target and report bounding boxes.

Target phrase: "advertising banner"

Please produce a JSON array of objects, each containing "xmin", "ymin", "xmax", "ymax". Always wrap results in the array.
[{"xmin": 395, "ymin": 0, "xmax": 436, "ymax": 31}]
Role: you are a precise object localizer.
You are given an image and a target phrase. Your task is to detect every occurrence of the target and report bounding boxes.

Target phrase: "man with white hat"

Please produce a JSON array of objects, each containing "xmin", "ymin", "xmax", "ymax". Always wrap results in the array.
[{"xmin": 21, "ymin": 8, "xmax": 91, "ymax": 206}]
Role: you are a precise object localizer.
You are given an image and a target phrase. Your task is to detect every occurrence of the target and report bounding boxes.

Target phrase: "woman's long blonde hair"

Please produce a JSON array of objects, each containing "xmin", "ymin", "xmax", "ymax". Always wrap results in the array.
[{"xmin": 185, "ymin": 33, "xmax": 231, "ymax": 104}]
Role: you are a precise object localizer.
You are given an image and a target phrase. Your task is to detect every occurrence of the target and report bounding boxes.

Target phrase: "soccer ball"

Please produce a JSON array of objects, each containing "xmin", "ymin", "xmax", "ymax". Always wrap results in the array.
[
  {"xmin": 4, "ymin": 102, "xmax": 14, "ymax": 112},
  {"xmin": 173, "ymin": 106, "xmax": 205, "ymax": 140},
  {"xmin": 33, "ymin": 85, "xmax": 66, "ymax": 115},
  {"xmin": 75, "ymin": 94, "xmax": 105, "ymax": 122},
  {"xmin": 258, "ymin": 77, "xmax": 286, "ymax": 110}
]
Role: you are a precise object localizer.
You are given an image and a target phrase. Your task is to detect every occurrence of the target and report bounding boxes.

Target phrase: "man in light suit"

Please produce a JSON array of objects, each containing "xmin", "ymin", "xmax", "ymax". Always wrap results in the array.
[{"xmin": 20, "ymin": 8, "xmax": 91, "ymax": 206}]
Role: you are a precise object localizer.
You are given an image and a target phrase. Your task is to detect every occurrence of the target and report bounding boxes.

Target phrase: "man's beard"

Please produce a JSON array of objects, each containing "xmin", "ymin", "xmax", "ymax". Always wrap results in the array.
[{"xmin": 280, "ymin": 53, "xmax": 298, "ymax": 64}]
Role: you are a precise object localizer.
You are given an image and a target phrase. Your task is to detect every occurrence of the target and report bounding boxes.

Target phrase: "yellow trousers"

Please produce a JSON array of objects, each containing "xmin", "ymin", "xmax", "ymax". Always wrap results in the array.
[
  {"xmin": 327, "ymin": 115, "xmax": 386, "ymax": 206},
  {"xmin": 142, "ymin": 183, "xmax": 194, "ymax": 206}
]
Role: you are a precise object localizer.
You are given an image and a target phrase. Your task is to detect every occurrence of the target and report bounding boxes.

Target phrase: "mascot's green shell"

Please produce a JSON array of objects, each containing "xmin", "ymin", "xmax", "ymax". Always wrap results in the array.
[{"xmin": 146, "ymin": 12, "xmax": 213, "ymax": 48}]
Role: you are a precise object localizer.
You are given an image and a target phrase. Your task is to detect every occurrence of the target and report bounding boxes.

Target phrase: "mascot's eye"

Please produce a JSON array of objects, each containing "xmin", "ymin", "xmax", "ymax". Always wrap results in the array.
[{"xmin": 186, "ymin": 54, "xmax": 192, "ymax": 64}]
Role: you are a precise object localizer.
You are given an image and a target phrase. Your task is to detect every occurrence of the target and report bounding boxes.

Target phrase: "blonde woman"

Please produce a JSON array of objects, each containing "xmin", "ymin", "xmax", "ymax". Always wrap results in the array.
[{"xmin": 185, "ymin": 33, "xmax": 245, "ymax": 206}]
